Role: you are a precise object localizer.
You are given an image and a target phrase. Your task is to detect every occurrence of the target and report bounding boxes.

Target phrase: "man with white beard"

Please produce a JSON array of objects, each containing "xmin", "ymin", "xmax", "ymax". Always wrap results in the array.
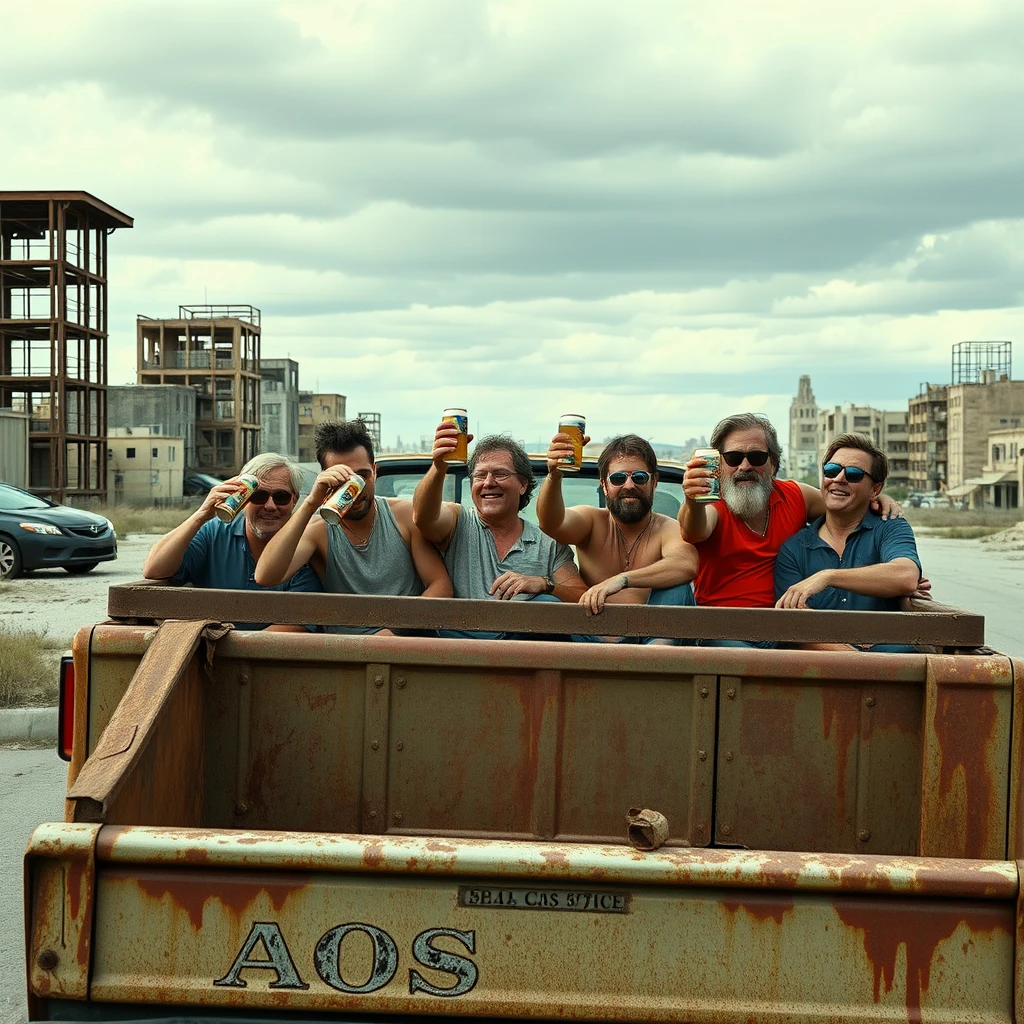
[{"xmin": 679, "ymin": 413, "xmax": 900, "ymax": 647}]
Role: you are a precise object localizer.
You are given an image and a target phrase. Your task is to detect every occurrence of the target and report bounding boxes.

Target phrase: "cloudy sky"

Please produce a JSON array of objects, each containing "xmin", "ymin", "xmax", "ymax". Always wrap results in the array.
[{"xmin": 4, "ymin": 0, "xmax": 1023, "ymax": 455}]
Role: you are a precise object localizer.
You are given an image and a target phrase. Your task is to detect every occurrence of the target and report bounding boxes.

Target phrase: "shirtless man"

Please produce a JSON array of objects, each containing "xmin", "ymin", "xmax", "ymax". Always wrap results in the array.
[
  {"xmin": 255, "ymin": 420, "xmax": 451, "ymax": 634},
  {"xmin": 537, "ymin": 433, "xmax": 698, "ymax": 625}
]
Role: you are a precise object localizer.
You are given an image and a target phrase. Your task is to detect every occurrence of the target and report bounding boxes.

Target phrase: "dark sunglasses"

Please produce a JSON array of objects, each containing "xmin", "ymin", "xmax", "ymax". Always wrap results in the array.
[
  {"xmin": 721, "ymin": 450, "xmax": 771, "ymax": 468},
  {"xmin": 607, "ymin": 470, "xmax": 651, "ymax": 486},
  {"xmin": 822, "ymin": 462, "xmax": 875, "ymax": 484},
  {"xmin": 250, "ymin": 488, "xmax": 296, "ymax": 506}
]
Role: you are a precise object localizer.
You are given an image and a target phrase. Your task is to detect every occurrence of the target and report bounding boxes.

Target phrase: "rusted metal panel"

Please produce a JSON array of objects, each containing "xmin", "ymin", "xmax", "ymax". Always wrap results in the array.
[
  {"xmin": 107, "ymin": 582, "xmax": 986, "ymax": 647},
  {"xmin": 24, "ymin": 822, "xmax": 100, "ymax": 1008},
  {"xmin": 715, "ymin": 673, "xmax": 924, "ymax": 855},
  {"xmin": 68, "ymin": 620, "xmax": 227, "ymax": 824},
  {"xmin": 1008, "ymin": 660, "xmax": 1024, "ymax": 860},
  {"xmin": 919, "ymin": 655, "xmax": 1013, "ymax": 860},
  {"xmin": 84, "ymin": 829, "xmax": 1016, "ymax": 1022}
]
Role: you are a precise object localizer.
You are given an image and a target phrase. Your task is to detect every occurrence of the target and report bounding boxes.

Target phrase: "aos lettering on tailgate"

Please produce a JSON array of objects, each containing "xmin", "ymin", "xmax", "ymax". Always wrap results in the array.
[{"xmin": 214, "ymin": 921, "xmax": 478, "ymax": 997}]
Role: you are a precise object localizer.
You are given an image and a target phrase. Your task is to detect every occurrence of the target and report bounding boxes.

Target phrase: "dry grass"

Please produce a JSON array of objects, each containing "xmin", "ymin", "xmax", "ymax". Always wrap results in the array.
[
  {"xmin": 67, "ymin": 500, "xmax": 199, "ymax": 537},
  {"xmin": 905, "ymin": 508, "xmax": 1023, "ymax": 529},
  {"xmin": 924, "ymin": 526, "xmax": 1008, "ymax": 540},
  {"xmin": 0, "ymin": 623, "xmax": 59, "ymax": 708}
]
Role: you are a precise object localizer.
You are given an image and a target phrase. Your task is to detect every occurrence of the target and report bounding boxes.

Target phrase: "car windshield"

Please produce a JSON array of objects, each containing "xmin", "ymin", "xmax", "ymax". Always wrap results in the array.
[{"xmin": 0, "ymin": 487, "xmax": 52, "ymax": 512}]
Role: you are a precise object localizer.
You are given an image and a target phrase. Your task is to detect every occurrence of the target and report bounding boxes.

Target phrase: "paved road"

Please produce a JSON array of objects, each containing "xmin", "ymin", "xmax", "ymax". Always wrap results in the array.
[
  {"xmin": 0, "ymin": 748, "xmax": 66, "ymax": 1024},
  {"xmin": 0, "ymin": 532, "xmax": 1021, "ymax": 1018}
]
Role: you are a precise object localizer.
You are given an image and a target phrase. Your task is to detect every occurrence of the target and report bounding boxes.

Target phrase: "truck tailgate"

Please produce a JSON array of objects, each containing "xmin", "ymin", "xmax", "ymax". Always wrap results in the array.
[{"xmin": 26, "ymin": 823, "xmax": 1021, "ymax": 1023}]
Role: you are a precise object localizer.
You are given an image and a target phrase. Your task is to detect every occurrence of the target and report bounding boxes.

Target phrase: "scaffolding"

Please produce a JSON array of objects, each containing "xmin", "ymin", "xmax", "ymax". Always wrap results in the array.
[
  {"xmin": 137, "ymin": 306, "xmax": 262, "ymax": 475},
  {"xmin": 951, "ymin": 341, "xmax": 1012, "ymax": 386},
  {"xmin": 358, "ymin": 412, "xmax": 382, "ymax": 451},
  {"xmin": 0, "ymin": 191, "xmax": 133, "ymax": 501}
]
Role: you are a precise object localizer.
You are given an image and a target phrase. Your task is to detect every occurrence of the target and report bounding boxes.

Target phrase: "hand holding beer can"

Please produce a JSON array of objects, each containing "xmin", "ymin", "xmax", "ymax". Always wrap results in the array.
[
  {"xmin": 692, "ymin": 448, "xmax": 721, "ymax": 503},
  {"xmin": 442, "ymin": 407, "xmax": 468, "ymax": 463},
  {"xmin": 558, "ymin": 413, "xmax": 586, "ymax": 473},
  {"xmin": 214, "ymin": 475, "xmax": 260, "ymax": 522},
  {"xmin": 320, "ymin": 474, "xmax": 366, "ymax": 526}
]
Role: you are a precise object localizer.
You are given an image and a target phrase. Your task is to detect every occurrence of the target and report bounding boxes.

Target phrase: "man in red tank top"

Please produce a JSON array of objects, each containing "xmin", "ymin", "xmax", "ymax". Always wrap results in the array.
[{"xmin": 678, "ymin": 413, "xmax": 899, "ymax": 646}]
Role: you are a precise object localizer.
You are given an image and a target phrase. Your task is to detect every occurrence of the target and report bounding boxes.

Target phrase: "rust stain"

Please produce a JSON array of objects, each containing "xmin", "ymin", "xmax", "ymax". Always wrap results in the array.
[
  {"xmin": 362, "ymin": 842, "xmax": 384, "ymax": 868},
  {"xmin": 425, "ymin": 840, "xmax": 458, "ymax": 853},
  {"xmin": 835, "ymin": 898, "xmax": 1010, "ymax": 1011},
  {"xmin": 721, "ymin": 894, "xmax": 795, "ymax": 926},
  {"xmin": 130, "ymin": 868, "xmax": 305, "ymax": 932},
  {"xmin": 820, "ymin": 686, "xmax": 861, "ymax": 824},
  {"xmin": 935, "ymin": 687, "xmax": 999, "ymax": 857},
  {"xmin": 65, "ymin": 858, "xmax": 85, "ymax": 923},
  {"xmin": 301, "ymin": 687, "xmax": 337, "ymax": 713}
]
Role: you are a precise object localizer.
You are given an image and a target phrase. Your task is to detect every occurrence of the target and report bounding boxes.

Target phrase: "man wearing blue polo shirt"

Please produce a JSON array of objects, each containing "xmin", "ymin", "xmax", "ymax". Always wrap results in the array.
[
  {"xmin": 143, "ymin": 453, "xmax": 321, "ymax": 630},
  {"xmin": 774, "ymin": 432, "xmax": 922, "ymax": 652}
]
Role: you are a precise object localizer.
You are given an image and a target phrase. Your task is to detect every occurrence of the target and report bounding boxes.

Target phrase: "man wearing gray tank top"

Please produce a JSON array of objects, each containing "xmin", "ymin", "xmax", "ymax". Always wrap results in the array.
[
  {"xmin": 413, "ymin": 427, "xmax": 586, "ymax": 637},
  {"xmin": 256, "ymin": 420, "xmax": 452, "ymax": 634}
]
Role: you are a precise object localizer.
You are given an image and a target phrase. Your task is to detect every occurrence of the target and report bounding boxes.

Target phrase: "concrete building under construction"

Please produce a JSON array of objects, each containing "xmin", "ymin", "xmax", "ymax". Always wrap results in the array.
[
  {"xmin": 0, "ymin": 191, "xmax": 133, "ymax": 500},
  {"xmin": 137, "ymin": 306, "xmax": 261, "ymax": 476}
]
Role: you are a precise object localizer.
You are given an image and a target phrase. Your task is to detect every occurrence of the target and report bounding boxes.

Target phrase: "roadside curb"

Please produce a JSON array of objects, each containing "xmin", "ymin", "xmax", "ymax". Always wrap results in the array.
[{"xmin": 0, "ymin": 706, "xmax": 58, "ymax": 744}]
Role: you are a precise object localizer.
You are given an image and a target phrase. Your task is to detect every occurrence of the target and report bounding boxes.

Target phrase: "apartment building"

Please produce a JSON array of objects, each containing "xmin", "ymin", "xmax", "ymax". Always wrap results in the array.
[
  {"xmin": 298, "ymin": 391, "xmax": 347, "ymax": 463},
  {"xmin": 108, "ymin": 384, "xmax": 196, "ymax": 469},
  {"xmin": 107, "ymin": 427, "xmax": 184, "ymax": 504},
  {"xmin": 945, "ymin": 376, "xmax": 1024, "ymax": 489},
  {"xmin": 908, "ymin": 384, "xmax": 948, "ymax": 493},
  {"xmin": 260, "ymin": 358, "xmax": 299, "ymax": 460},
  {"xmin": 137, "ymin": 305, "xmax": 261, "ymax": 475},
  {"xmin": 816, "ymin": 403, "xmax": 910, "ymax": 490}
]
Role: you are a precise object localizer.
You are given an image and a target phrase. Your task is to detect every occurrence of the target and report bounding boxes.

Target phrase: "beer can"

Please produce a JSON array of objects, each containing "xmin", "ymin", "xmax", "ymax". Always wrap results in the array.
[
  {"xmin": 442, "ymin": 407, "xmax": 468, "ymax": 463},
  {"xmin": 213, "ymin": 474, "xmax": 259, "ymax": 522},
  {"xmin": 558, "ymin": 413, "xmax": 586, "ymax": 472},
  {"xmin": 693, "ymin": 448, "xmax": 721, "ymax": 503},
  {"xmin": 319, "ymin": 474, "xmax": 366, "ymax": 526}
]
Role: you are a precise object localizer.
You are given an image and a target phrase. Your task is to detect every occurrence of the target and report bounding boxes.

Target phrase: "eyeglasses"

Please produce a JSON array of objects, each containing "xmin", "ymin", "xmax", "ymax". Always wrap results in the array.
[
  {"xmin": 250, "ymin": 489, "xmax": 296, "ymax": 506},
  {"xmin": 822, "ymin": 462, "xmax": 875, "ymax": 484},
  {"xmin": 471, "ymin": 470, "xmax": 517, "ymax": 483},
  {"xmin": 721, "ymin": 450, "xmax": 771, "ymax": 468},
  {"xmin": 607, "ymin": 470, "xmax": 651, "ymax": 486}
]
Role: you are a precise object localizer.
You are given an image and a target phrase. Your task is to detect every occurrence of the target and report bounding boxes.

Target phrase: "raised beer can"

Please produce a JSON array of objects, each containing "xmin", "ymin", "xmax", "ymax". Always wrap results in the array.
[
  {"xmin": 442, "ymin": 407, "xmax": 469, "ymax": 463},
  {"xmin": 558, "ymin": 413, "xmax": 586, "ymax": 472},
  {"xmin": 319, "ymin": 474, "xmax": 366, "ymax": 526},
  {"xmin": 693, "ymin": 448, "xmax": 721, "ymax": 503},
  {"xmin": 213, "ymin": 474, "xmax": 259, "ymax": 522}
]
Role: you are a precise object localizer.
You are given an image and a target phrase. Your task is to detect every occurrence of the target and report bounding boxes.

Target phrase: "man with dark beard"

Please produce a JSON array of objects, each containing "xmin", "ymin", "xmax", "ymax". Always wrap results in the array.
[
  {"xmin": 679, "ymin": 413, "xmax": 900, "ymax": 644},
  {"xmin": 538, "ymin": 433, "xmax": 698, "ymax": 622},
  {"xmin": 256, "ymin": 420, "xmax": 451, "ymax": 634}
]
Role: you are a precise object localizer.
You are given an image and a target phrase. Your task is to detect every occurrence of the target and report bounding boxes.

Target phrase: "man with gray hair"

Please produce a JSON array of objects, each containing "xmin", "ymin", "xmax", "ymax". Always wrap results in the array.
[
  {"xmin": 679, "ymin": 413, "xmax": 900, "ymax": 643},
  {"xmin": 143, "ymin": 452, "xmax": 321, "ymax": 631},
  {"xmin": 414, "ymin": 423, "xmax": 586, "ymax": 627}
]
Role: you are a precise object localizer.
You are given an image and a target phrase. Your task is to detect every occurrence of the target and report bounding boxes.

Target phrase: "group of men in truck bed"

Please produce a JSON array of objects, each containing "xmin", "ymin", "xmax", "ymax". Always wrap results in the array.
[{"xmin": 142, "ymin": 412, "xmax": 924, "ymax": 650}]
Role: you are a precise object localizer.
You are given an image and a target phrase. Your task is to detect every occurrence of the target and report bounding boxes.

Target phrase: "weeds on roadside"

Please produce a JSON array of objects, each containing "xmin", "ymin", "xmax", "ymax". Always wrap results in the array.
[
  {"xmin": 0, "ymin": 623, "xmax": 58, "ymax": 708},
  {"xmin": 924, "ymin": 526, "xmax": 1008, "ymax": 540},
  {"xmin": 66, "ymin": 500, "xmax": 199, "ymax": 538}
]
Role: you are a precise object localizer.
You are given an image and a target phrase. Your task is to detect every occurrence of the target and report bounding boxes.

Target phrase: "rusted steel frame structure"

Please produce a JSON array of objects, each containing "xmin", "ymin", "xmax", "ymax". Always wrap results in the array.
[
  {"xmin": 66, "ymin": 622, "xmax": 1020, "ymax": 863},
  {"xmin": 0, "ymin": 191, "xmax": 133, "ymax": 500},
  {"xmin": 24, "ymin": 820, "xmax": 1024, "ymax": 1021},
  {"xmin": 107, "ymin": 581, "xmax": 985, "ymax": 648}
]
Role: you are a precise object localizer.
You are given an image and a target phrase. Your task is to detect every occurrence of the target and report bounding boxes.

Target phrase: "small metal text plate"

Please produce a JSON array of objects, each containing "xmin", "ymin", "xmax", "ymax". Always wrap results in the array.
[{"xmin": 458, "ymin": 886, "xmax": 630, "ymax": 913}]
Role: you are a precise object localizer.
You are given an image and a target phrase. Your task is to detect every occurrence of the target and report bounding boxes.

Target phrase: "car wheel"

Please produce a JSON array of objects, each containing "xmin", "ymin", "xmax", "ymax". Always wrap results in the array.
[
  {"xmin": 0, "ymin": 536, "xmax": 23, "ymax": 580},
  {"xmin": 64, "ymin": 562, "xmax": 99, "ymax": 574}
]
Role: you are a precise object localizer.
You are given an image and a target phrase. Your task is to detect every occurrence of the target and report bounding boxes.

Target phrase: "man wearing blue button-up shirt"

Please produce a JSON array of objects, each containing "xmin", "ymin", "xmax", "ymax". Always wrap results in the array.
[
  {"xmin": 774, "ymin": 433, "xmax": 922, "ymax": 651},
  {"xmin": 143, "ymin": 453, "xmax": 321, "ymax": 630}
]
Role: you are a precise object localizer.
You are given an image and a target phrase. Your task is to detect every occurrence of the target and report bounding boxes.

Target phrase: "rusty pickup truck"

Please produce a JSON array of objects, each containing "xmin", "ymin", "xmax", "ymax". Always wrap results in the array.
[{"xmin": 24, "ymin": 584, "xmax": 1024, "ymax": 1023}]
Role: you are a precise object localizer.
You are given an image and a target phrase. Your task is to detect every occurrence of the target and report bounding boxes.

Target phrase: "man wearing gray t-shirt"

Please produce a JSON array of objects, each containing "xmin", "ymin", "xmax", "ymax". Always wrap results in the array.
[{"xmin": 413, "ymin": 427, "xmax": 586, "ymax": 619}]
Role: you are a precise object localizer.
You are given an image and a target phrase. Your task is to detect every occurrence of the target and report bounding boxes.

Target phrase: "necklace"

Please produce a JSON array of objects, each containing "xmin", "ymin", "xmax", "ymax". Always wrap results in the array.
[
  {"xmin": 341, "ymin": 501, "xmax": 377, "ymax": 548},
  {"xmin": 613, "ymin": 514, "xmax": 654, "ymax": 570}
]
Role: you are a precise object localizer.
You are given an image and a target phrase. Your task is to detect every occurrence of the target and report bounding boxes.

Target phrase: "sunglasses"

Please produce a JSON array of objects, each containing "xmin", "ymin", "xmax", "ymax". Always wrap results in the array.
[
  {"xmin": 607, "ymin": 471, "xmax": 651, "ymax": 486},
  {"xmin": 250, "ymin": 488, "xmax": 296, "ymax": 506},
  {"xmin": 822, "ymin": 462, "xmax": 875, "ymax": 484},
  {"xmin": 721, "ymin": 450, "xmax": 771, "ymax": 468}
]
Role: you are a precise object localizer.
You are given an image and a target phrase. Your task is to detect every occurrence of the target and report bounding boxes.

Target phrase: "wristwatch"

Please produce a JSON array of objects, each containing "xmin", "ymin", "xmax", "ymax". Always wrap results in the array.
[
  {"xmin": 621, "ymin": 574, "xmax": 629, "ymax": 589},
  {"xmin": 544, "ymin": 576, "xmax": 556, "ymax": 594}
]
